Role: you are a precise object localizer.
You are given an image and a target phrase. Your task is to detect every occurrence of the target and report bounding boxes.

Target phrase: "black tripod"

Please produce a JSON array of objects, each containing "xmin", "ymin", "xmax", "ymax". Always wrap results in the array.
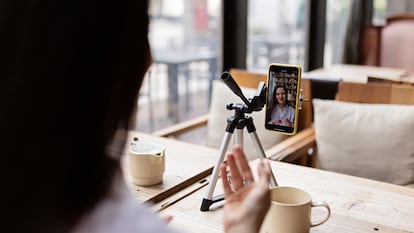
[{"xmin": 200, "ymin": 72, "xmax": 278, "ymax": 212}]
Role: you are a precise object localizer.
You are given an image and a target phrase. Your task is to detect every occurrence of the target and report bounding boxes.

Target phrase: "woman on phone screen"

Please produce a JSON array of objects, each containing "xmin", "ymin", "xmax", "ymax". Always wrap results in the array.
[{"xmin": 268, "ymin": 85, "xmax": 295, "ymax": 127}]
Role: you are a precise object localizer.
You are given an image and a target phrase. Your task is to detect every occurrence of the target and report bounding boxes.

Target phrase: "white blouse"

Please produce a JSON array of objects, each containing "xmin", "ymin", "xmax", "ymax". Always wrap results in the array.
[
  {"xmin": 270, "ymin": 104, "xmax": 295, "ymax": 126},
  {"xmin": 71, "ymin": 171, "xmax": 177, "ymax": 233}
]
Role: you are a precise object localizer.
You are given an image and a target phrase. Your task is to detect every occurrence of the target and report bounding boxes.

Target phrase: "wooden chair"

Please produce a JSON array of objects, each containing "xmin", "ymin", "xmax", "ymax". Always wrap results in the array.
[
  {"xmin": 272, "ymin": 81, "xmax": 414, "ymax": 186},
  {"xmin": 153, "ymin": 69, "xmax": 316, "ymax": 164},
  {"xmin": 362, "ymin": 13, "xmax": 414, "ymax": 74}
]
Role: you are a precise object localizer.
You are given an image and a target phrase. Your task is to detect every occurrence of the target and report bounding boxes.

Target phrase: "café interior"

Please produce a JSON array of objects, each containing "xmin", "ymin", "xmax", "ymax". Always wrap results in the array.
[{"xmin": 128, "ymin": 0, "xmax": 414, "ymax": 232}]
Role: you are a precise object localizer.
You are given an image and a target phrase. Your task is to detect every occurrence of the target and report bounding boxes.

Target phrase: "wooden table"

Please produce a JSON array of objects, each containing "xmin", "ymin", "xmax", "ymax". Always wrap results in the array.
[
  {"xmin": 309, "ymin": 64, "xmax": 408, "ymax": 83},
  {"xmin": 122, "ymin": 131, "xmax": 218, "ymax": 204},
  {"xmin": 155, "ymin": 160, "xmax": 414, "ymax": 233},
  {"xmin": 121, "ymin": 132, "xmax": 414, "ymax": 232}
]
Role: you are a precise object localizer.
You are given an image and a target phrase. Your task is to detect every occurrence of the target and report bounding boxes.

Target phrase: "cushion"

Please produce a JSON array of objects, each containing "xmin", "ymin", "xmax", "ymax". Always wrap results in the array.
[
  {"xmin": 313, "ymin": 98, "xmax": 414, "ymax": 185},
  {"xmin": 207, "ymin": 80, "xmax": 287, "ymax": 160}
]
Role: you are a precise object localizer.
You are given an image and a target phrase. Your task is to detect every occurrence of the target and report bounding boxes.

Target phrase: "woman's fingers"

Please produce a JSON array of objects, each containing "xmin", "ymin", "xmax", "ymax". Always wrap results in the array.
[
  {"xmin": 220, "ymin": 163, "xmax": 233, "ymax": 196},
  {"xmin": 222, "ymin": 146, "xmax": 264, "ymax": 194},
  {"xmin": 232, "ymin": 145, "xmax": 254, "ymax": 184},
  {"xmin": 285, "ymin": 118, "xmax": 292, "ymax": 127},
  {"xmin": 161, "ymin": 215, "xmax": 174, "ymax": 224},
  {"xmin": 227, "ymin": 145, "xmax": 255, "ymax": 190},
  {"xmin": 258, "ymin": 159, "xmax": 271, "ymax": 187},
  {"xmin": 227, "ymin": 153, "xmax": 244, "ymax": 190}
]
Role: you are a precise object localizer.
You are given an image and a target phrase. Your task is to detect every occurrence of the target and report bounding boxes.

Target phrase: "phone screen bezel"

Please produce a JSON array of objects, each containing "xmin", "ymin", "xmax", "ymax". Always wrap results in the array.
[{"xmin": 265, "ymin": 63, "xmax": 301, "ymax": 135}]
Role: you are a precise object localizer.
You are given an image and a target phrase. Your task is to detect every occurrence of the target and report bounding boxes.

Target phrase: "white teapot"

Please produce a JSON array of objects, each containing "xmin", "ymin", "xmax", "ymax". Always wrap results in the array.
[{"xmin": 128, "ymin": 137, "xmax": 165, "ymax": 186}]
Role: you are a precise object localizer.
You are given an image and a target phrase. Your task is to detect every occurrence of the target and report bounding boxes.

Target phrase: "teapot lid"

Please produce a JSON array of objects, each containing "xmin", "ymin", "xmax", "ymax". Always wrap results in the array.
[{"xmin": 130, "ymin": 139, "xmax": 164, "ymax": 155}]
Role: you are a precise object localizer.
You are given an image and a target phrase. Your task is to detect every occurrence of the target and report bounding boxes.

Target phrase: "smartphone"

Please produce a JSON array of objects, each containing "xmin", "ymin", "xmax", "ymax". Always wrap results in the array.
[{"xmin": 265, "ymin": 63, "xmax": 302, "ymax": 135}]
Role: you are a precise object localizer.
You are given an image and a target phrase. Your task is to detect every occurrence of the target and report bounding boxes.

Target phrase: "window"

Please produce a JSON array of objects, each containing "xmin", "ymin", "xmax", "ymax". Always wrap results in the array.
[
  {"xmin": 136, "ymin": 0, "xmax": 221, "ymax": 133},
  {"xmin": 324, "ymin": 0, "xmax": 351, "ymax": 67},
  {"xmin": 247, "ymin": 0, "xmax": 306, "ymax": 70}
]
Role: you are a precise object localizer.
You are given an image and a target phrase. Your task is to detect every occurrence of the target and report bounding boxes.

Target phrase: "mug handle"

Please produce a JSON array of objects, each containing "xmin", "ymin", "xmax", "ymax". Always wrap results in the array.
[{"xmin": 310, "ymin": 201, "xmax": 331, "ymax": 227}]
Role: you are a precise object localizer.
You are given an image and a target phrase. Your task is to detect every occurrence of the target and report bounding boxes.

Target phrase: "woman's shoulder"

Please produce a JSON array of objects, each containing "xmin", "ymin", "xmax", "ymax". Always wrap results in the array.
[{"xmin": 72, "ymin": 174, "xmax": 177, "ymax": 233}]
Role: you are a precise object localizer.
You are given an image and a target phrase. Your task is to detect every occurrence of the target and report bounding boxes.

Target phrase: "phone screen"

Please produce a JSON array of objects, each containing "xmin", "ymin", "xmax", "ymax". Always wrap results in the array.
[{"xmin": 265, "ymin": 63, "xmax": 301, "ymax": 135}]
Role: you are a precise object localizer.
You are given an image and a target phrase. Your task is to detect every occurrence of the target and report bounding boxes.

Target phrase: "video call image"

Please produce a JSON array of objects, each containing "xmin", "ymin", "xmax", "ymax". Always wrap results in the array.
[{"xmin": 266, "ymin": 70, "xmax": 298, "ymax": 128}]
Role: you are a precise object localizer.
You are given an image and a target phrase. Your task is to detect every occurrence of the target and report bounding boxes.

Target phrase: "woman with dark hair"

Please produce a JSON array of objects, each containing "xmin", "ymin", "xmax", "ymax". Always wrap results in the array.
[
  {"xmin": 268, "ymin": 85, "xmax": 295, "ymax": 126},
  {"xmin": 0, "ymin": 1, "xmax": 271, "ymax": 233}
]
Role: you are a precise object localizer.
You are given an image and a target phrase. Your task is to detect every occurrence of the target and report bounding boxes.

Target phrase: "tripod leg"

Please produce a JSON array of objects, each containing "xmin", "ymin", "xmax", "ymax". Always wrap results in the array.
[
  {"xmin": 201, "ymin": 132, "xmax": 233, "ymax": 211},
  {"xmin": 248, "ymin": 130, "xmax": 278, "ymax": 187},
  {"xmin": 249, "ymin": 131, "xmax": 267, "ymax": 160},
  {"xmin": 235, "ymin": 128, "xmax": 243, "ymax": 148}
]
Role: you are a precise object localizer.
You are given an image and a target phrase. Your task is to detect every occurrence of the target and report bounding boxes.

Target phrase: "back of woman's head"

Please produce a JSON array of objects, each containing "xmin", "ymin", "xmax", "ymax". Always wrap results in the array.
[{"xmin": 0, "ymin": 1, "xmax": 149, "ymax": 232}]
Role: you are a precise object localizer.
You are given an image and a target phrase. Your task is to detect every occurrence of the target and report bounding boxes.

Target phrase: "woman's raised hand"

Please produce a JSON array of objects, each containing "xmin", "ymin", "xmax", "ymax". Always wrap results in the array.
[{"xmin": 220, "ymin": 145, "xmax": 271, "ymax": 233}]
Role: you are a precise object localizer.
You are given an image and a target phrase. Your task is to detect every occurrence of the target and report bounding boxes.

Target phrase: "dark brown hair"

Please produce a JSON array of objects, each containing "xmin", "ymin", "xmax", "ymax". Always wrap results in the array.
[{"xmin": 0, "ymin": 1, "xmax": 150, "ymax": 232}]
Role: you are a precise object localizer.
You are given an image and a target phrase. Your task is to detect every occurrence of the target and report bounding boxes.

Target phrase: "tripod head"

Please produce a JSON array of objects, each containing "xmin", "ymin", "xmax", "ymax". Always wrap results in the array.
[{"xmin": 221, "ymin": 71, "xmax": 266, "ymax": 114}]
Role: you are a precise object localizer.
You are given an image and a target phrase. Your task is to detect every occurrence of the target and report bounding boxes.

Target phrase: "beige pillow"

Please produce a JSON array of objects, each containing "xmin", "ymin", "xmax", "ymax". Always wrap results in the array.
[
  {"xmin": 207, "ymin": 80, "xmax": 287, "ymax": 160},
  {"xmin": 313, "ymin": 98, "xmax": 414, "ymax": 185}
]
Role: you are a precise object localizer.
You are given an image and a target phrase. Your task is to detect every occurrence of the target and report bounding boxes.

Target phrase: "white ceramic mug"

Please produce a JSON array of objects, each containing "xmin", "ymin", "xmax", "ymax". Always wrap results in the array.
[
  {"xmin": 260, "ymin": 186, "xmax": 331, "ymax": 233},
  {"xmin": 128, "ymin": 140, "xmax": 165, "ymax": 186}
]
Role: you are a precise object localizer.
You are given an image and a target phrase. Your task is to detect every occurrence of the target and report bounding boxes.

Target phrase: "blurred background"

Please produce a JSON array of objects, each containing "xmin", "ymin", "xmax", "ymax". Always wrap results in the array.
[{"xmin": 134, "ymin": 0, "xmax": 413, "ymax": 139}]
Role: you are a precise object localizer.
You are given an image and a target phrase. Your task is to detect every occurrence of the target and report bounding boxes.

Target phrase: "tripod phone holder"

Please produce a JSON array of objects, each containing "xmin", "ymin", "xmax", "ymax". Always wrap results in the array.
[{"xmin": 200, "ymin": 71, "xmax": 279, "ymax": 212}]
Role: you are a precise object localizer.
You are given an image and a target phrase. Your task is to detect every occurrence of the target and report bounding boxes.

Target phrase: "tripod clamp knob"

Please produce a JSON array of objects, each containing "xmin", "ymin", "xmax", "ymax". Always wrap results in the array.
[{"xmin": 298, "ymin": 88, "xmax": 310, "ymax": 110}]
